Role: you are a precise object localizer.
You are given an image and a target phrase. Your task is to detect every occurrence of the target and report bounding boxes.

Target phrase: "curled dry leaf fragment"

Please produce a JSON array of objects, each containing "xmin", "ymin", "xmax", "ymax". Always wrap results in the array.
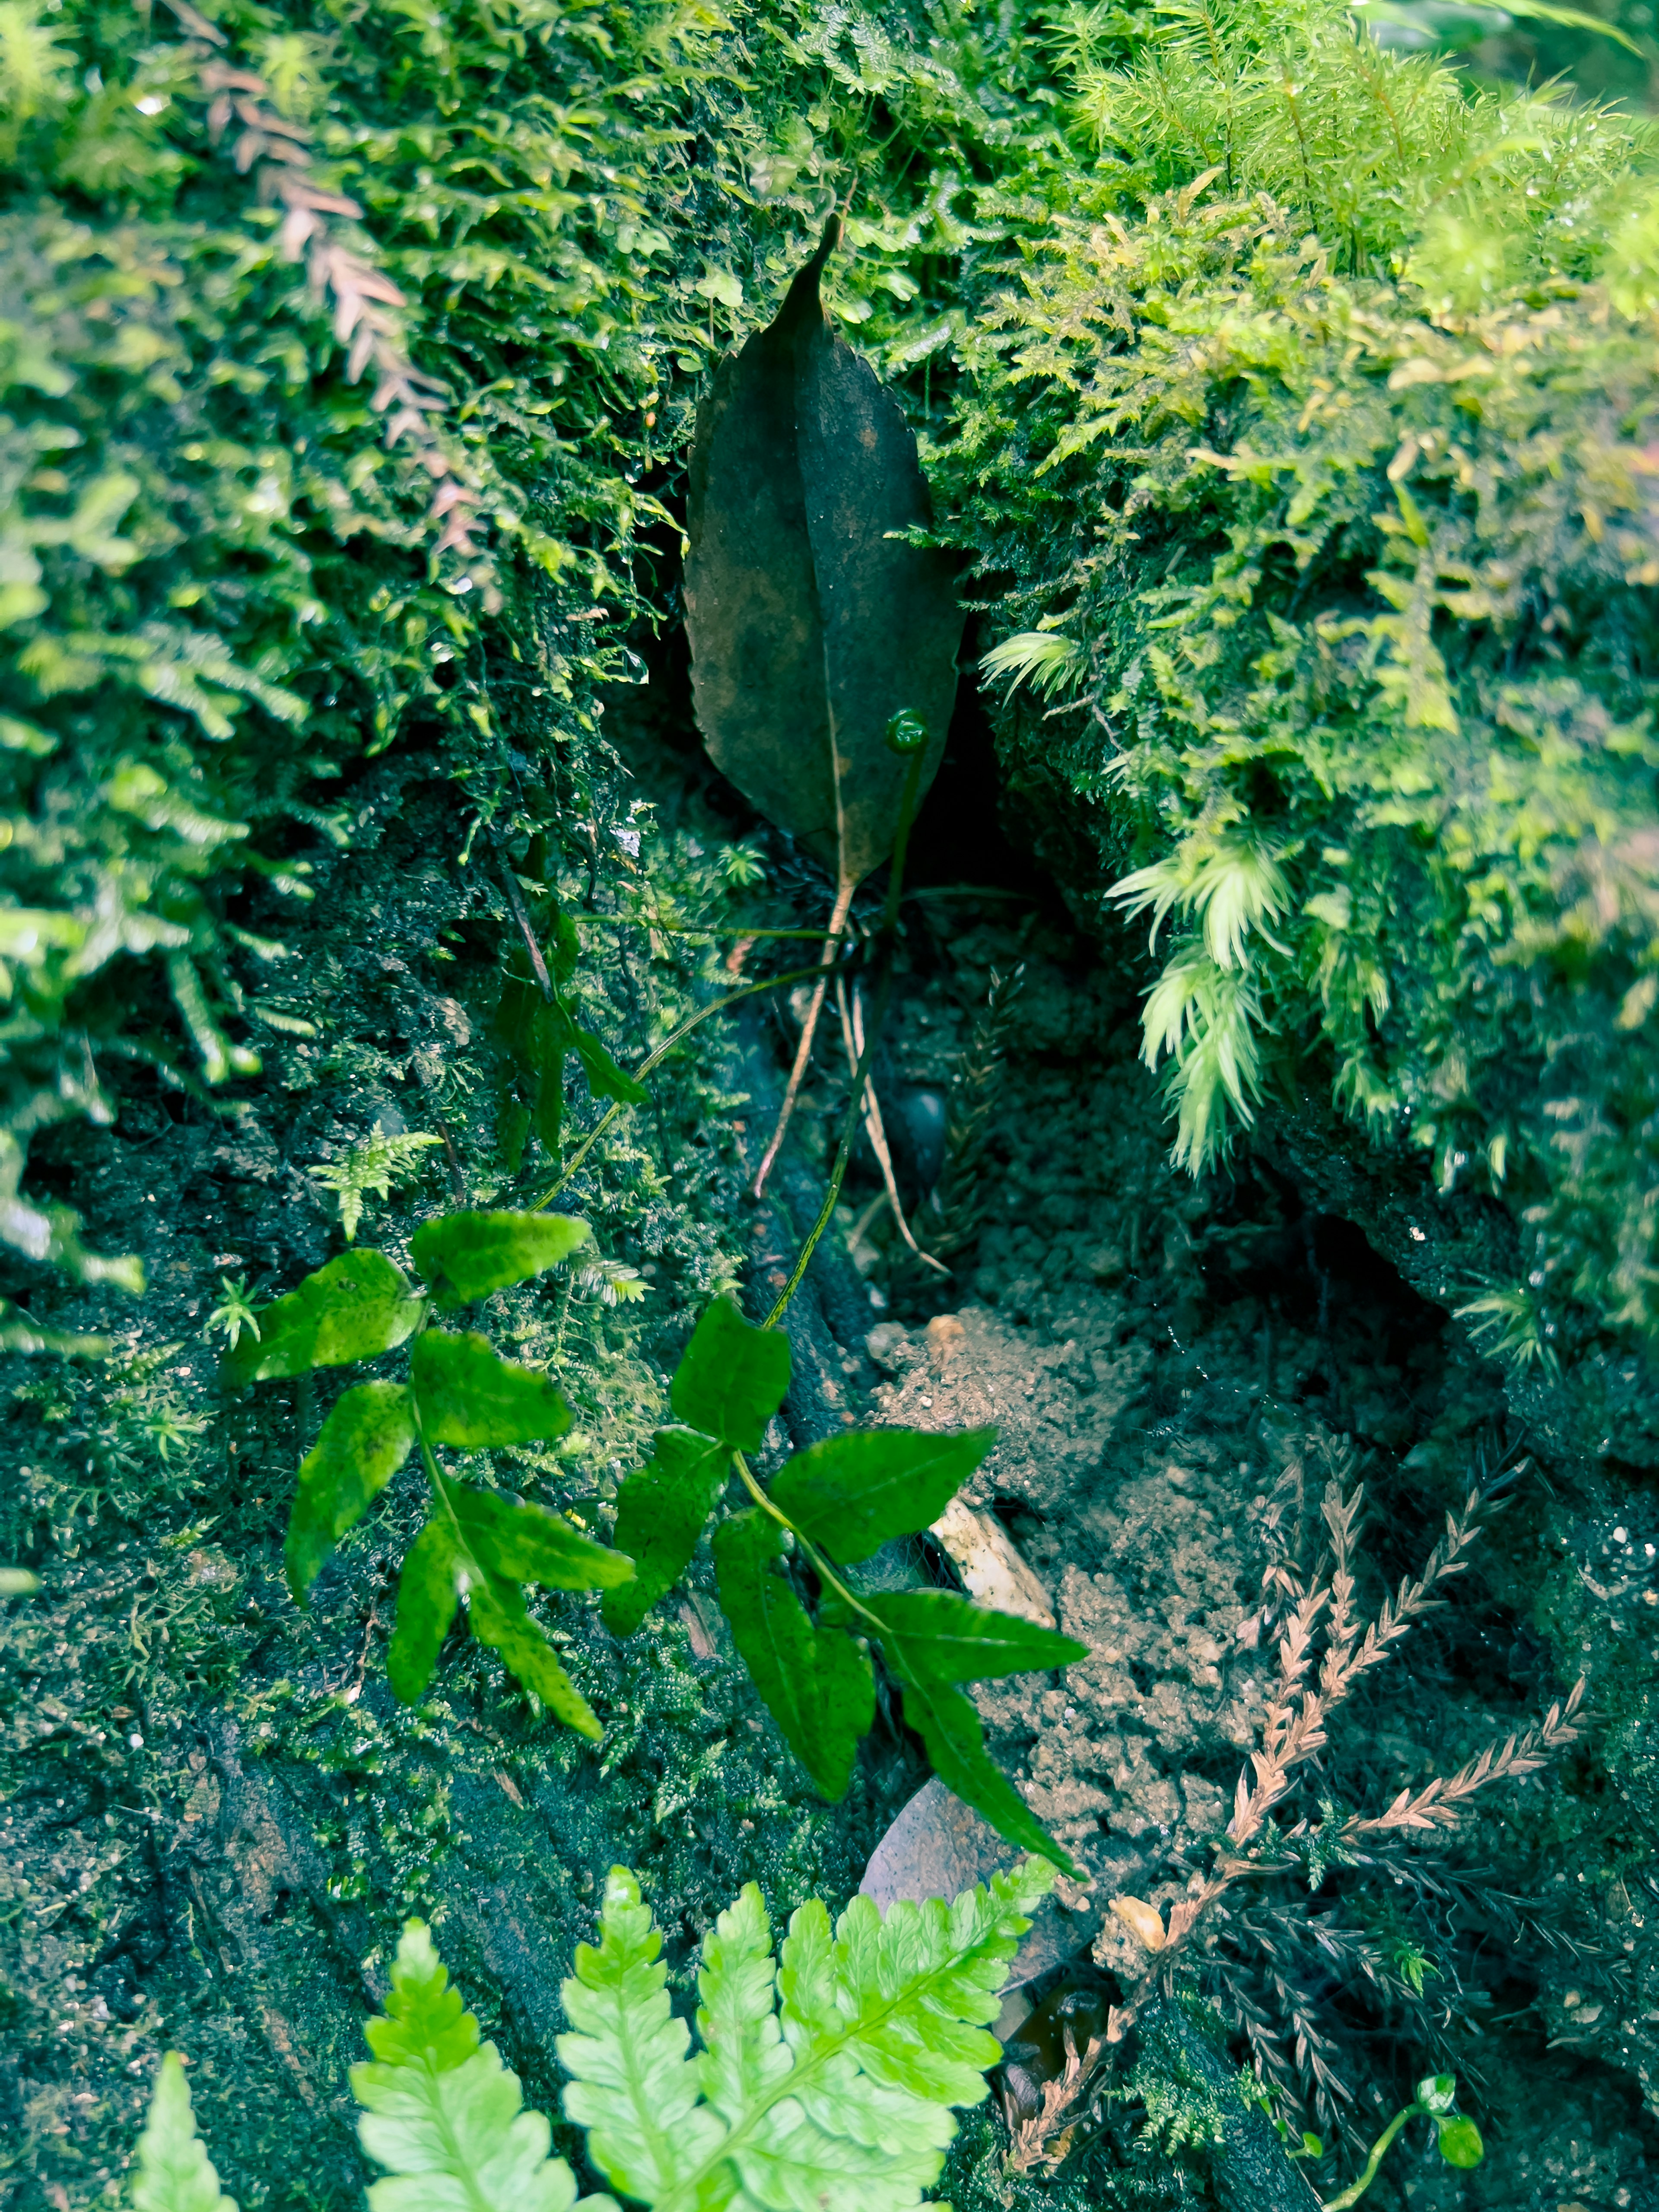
[
  {"xmin": 1110, "ymin": 1894, "xmax": 1167, "ymax": 1953},
  {"xmin": 930, "ymin": 1494, "xmax": 1057, "ymax": 1629}
]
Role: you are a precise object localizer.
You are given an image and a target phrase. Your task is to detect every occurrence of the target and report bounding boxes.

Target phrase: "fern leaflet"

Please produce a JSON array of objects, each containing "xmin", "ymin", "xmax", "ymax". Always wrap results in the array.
[
  {"xmin": 130, "ymin": 2053, "xmax": 238, "ymax": 2212},
  {"xmin": 558, "ymin": 1859, "xmax": 1054, "ymax": 2212},
  {"xmin": 352, "ymin": 1920, "xmax": 604, "ymax": 2212}
]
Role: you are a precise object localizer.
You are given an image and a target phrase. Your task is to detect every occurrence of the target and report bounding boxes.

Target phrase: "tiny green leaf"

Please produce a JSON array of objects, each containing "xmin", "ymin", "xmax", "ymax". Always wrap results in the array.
[
  {"xmin": 388, "ymin": 1519, "xmax": 461, "ymax": 1703},
  {"xmin": 712, "ymin": 1508, "xmax": 873, "ymax": 1798},
  {"xmin": 412, "ymin": 1329, "xmax": 573, "ymax": 1448},
  {"xmin": 889, "ymin": 1666, "xmax": 1080, "ymax": 1875},
  {"xmin": 1436, "ymin": 2115, "xmax": 1484, "ymax": 2169},
  {"xmin": 862, "ymin": 1590, "xmax": 1088, "ymax": 1682},
  {"xmin": 451, "ymin": 1485, "xmax": 634, "ymax": 1591},
  {"xmin": 1415, "ymin": 2073, "xmax": 1456, "ymax": 2115},
  {"xmin": 133, "ymin": 2052, "xmax": 238, "ymax": 2212},
  {"xmin": 412, "ymin": 1210, "xmax": 590, "ymax": 1307},
  {"xmin": 603, "ymin": 1427, "xmax": 730, "ymax": 1638},
  {"xmin": 467, "ymin": 1574, "xmax": 605, "ymax": 1738},
  {"xmin": 312, "ymin": 1129, "xmax": 442, "ymax": 1242},
  {"xmin": 286, "ymin": 1380, "xmax": 416, "ymax": 1604},
  {"xmin": 571, "ymin": 1023, "xmax": 649, "ymax": 1107},
  {"xmin": 671, "ymin": 1297, "xmax": 790, "ymax": 1452},
  {"xmin": 769, "ymin": 1427, "xmax": 997, "ymax": 1562},
  {"xmin": 353, "ymin": 1918, "xmax": 581, "ymax": 2212},
  {"xmin": 222, "ymin": 1250, "xmax": 422, "ymax": 1383}
]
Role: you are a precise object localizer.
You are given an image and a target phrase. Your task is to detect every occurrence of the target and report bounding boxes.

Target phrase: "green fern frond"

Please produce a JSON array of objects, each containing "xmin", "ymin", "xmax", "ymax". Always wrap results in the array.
[
  {"xmin": 1454, "ymin": 1286, "xmax": 1561, "ymax": 1378},
  {"xmin": 131, "ymin": 2054, "xmax": 238, "ymax": 2212},
  {"xmin": 0, "ymin": 3, "xmax": 77, "ymax": 125},
  {"xmin": 139, "ymin": 1876, "xmax": 1052, "ymax": 2212},
  {"xmin": 312, "ymin": 1128, "xmax": 444, "ymax": 1242},
  {"xmin": 559, "ymin": 1860, "xmax": 1053, "ymax": 2212},
  {"xmin": 353, "ymin": 1920, "xmax": 588, "ymax": 2212},
  {"xmin": 574, "ymin": 1255, "xmax": 648, "ymax": 1306},
  {"xmin": 979, "ymin": 629, "xmax": 1087, "ymax": 701}
]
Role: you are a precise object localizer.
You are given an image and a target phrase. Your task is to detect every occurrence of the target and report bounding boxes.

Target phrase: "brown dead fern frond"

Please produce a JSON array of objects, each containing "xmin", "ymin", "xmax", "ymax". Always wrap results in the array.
[
  {"xmin": 1006, "ymin": 2019, "xmax": 1105, "ymax": 2175},
  {"xmin": 1342, "ymin": 1679, "xmax": 1585, "ymax": 1839},
  {"xmin": 1098, "ymin": 1460, "xmax": 1580, "ymax": 2061},
  {"xmin": 155, "ymin": 0, "xmax": 483, "ymax": 565}
]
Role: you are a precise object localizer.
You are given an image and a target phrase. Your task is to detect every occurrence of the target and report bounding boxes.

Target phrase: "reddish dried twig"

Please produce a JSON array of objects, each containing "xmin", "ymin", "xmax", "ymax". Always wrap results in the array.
[
  {"xmin": 1006, "ymin": 2021, "xmax": 1105, "ymax": 2174},
  {"xmin": 1342, "ymin": 1679, "xmax": 1584, "ymax": 1838},
  {"xmin": 156, "ymin": 0, "xmax": 481, "ymax": 561}
]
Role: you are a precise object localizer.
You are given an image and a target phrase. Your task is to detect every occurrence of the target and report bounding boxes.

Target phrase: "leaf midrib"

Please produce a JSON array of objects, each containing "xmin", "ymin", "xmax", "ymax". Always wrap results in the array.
[{"xmin": 652, "ymin": 1914, "xmax": 1021, "ymax": 2212}]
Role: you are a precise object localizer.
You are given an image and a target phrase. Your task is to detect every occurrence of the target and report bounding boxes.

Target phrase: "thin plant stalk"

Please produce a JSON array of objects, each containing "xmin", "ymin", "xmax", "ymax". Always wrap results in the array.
[
  {"xmin": 531, "ymin": 961, "xmax": 834, "ymax": 1208},
  {"xmin": 762, "ymin": 734, "xmax": 929, "ymax": 1325},
  {"xmin": 1322, "ymin": 2099, "xmax": 1427, "ymax": 2210},
  {"xmin": 833, "ymin": 973, "xmax": 947, "ymax": 1275},
  {"xmin": 751, "ymin": 874, "xmax": 857, "ymax": 1199}
]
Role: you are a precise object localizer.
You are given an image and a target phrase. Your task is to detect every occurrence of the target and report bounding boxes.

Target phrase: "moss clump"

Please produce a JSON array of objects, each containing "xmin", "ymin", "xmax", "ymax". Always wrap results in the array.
[{"xmin": 941, "ymin": 0, "xmax": 1659, "ymax": 1369}]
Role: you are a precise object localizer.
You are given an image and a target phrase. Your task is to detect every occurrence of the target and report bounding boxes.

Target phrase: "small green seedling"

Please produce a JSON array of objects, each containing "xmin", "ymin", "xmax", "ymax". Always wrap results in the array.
[{"xmin": 1322, "ymin": 2071, "xmax": 1484, "ymax": 2208}]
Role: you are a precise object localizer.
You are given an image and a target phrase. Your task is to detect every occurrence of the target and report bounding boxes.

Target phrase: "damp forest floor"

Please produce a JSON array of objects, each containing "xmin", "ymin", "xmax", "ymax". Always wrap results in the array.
[{"xmin": 6, "ymin": 699, "xmax": 1659, "ymax": 2212}]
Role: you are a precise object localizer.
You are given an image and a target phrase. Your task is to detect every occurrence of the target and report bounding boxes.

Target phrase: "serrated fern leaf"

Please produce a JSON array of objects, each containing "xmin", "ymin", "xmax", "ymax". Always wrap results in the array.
[
  {"xmin": 558, "ymin": 1869, "xmax": 726, "ymax": 2205},
  {"xmin": 804, "ymin": 1876, "xmax": 1040, "ymax": 2103},
  {"xmin": 352, "ymin": 1920, "xmax": 581, "ymax": 2212},
  {"xmin": 696, "ymin": 1881, "xmax": 792, "ymax": 2125},
  {"xmin": 559, "ymin": 1859, "xmax": 1053, "ymax": 2212},
  {"xmin": 132, "ymin": 2053, "xmax": 238, "ymax": 2212}
]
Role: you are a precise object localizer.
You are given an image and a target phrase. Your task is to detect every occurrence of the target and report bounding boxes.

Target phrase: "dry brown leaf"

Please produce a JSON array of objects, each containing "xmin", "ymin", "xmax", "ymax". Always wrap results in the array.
[{"xmin": 1109, "ymin": 1894, "xmax": 1166, "ymax": 1953}]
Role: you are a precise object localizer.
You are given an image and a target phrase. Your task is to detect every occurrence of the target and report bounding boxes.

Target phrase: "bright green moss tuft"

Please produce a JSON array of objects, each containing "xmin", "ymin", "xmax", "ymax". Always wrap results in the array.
[{"xmin": 944, "ymin": 17, "xmax": 1659, "ymax": 1344}]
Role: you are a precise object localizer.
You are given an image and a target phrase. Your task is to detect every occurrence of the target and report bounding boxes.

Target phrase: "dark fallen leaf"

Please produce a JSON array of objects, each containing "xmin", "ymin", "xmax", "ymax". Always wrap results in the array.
[{"xmin": 683, "ymin": 218, "xmax": 964, "ymax": 901}]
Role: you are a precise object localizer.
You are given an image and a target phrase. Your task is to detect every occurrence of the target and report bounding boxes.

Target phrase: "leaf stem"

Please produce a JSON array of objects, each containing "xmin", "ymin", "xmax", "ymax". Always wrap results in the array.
[
  {"xmin": 530, "ymin": 961, "xmax": 838, "ymax": 1208},
  {"xmin": 732, "ymin": 1450, "xmax": 886, "ymax": 1638},
  {"xmin": 761, "ymin": 737, "xmax": 928, "ymax": 1328},
  {"xmin": 1321, "ymin": 2102, "xmax": 1422, "ymax": 2211}
]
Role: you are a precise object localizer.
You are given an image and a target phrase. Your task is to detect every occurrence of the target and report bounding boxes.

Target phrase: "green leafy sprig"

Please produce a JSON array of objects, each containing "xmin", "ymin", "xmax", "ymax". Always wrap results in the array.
[
  {"xmin": 226, "ymin": 1208, "xmax": 632, "ymax": 1736},
  {"xmin": 606, "ymin": 1294, "xmax": 1088, "ymax": 1871}
]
